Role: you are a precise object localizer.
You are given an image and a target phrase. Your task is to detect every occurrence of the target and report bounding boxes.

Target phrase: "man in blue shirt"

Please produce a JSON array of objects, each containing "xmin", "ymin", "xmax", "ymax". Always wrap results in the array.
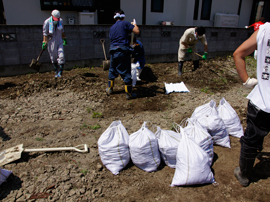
[{"xmin": 106, "ymin": 9, "xmax": 139, "ymax": 100}]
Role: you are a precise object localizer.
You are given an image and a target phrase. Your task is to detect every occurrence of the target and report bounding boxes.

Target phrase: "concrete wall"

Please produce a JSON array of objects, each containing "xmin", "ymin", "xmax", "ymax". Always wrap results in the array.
[{"xmin": 0, "ymin": 24, "xmax": 253, "ymax": 76}]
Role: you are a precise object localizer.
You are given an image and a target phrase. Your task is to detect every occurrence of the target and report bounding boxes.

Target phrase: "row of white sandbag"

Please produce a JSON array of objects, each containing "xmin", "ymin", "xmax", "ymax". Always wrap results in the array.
[
  {"xmin": 98, "ymin": 97, "xmax": 243, "ymax": 185},
  {"xmin": 98, "ymin": 120, "xmax": 215, "ymax": 186}
]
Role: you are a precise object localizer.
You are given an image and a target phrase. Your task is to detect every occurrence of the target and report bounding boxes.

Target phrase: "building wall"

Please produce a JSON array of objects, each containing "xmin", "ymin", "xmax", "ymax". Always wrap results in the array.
[
  {"xmin": 0, "ymin": 24, "xmax": 253, "ymax": 76},
  {"xmin": 121, "ymin": 0, "xmax": 143, "ymax": 25},
  {"xmin": 2, "ymin": 0, "xmax": 253, "ymax": 28},
  {"xmin": 2, "ymin": 0, "xmax": 96, "ymax": 25},
  {"xmin": 238, "ymin": 0, "xmax": 253, "ymax": 28}
]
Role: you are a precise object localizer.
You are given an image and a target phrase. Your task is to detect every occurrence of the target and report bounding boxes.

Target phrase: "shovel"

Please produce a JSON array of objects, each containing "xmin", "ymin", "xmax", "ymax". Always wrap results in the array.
[
  {"xmin": 194, "ymin": 52, "xmax": 238, "ymax": 75},
  {"xmin": 30, "ymin": 38, "xmax": 51, "ymax": 72},
  {"xmin": 29, "ymin": 48, "xmax": 45, "ymax": 72},
  {"xmin": 100, "ymin": 39, "xmax": 110, "ymax": 71},
  {"xmin": 0, "ymin": 144, "xmax": 88, "ymax": 166}
]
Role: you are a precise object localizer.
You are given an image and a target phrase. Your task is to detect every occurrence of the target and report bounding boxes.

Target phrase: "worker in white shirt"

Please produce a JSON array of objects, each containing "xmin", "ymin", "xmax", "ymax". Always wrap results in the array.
[{"xmin": 178, "ymin": 26, "xmax": 208, "ymax": 76}]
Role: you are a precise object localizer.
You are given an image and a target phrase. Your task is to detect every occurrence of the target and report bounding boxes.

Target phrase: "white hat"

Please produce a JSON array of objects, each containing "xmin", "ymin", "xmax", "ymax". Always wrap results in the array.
[{"xmin": 51, "ymin": 10, "xmax": 60, "ymax": 18}]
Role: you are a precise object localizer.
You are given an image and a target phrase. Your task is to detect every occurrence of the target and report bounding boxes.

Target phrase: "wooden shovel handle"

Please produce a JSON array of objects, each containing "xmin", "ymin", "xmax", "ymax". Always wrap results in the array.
[{"xmin": 23, "ymin": 144, "xmax": 88, "ymax": 153}]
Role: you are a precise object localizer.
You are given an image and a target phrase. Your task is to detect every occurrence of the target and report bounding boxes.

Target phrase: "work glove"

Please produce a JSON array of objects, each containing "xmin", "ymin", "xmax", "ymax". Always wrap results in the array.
[
  {"xmin": 42, "ymin": 42, "xmax": 47, "ymax": 50},
  {"xmin": 63, "ymin": 38, "xmax": 67, "ymax": 46},
  {"xmin": 202, "ymin": 52, "xmax": 208, "ymax": 60},
  {"xmin": 243, "ymin": 77, "xmax": 258, "ymax": 88},
  {"xmin": 187, "ymin": 47, "xmax": 192, "ymax": 53},
  {"xmin": 131, "ymin": 19, "xmax": 136, "ymax": 25}
]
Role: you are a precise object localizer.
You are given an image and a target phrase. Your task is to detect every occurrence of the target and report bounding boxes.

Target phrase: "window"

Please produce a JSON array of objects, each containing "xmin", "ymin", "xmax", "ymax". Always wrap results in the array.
[
  {"xmin": 151, "ymin": 0, "xmax": 164, "ymax": 12},
  {"xmin": 201, "ymin": 0, "xmax": 212, "ymax": 20},
  {"xmin": 193, "ymin": 0, "xmax": 200, "ymax": 20}
]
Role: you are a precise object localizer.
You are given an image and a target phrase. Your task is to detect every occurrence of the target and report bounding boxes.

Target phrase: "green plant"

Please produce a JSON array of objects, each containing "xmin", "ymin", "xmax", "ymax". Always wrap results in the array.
[
  {"xmin": 86, "ymin": 108, "xmax": 92, "ymax": 113},
  {"xmin": 73, "ymin": 65, "xmax": 81, "ymax": 69},
  {"xmin": 80, "ymin": 123, "xmax": 88, "ymax": 129},
  {"xmin": 35, "ymin": 138, "xmax": 43, "ymax": 141},
  {"xmin": 90, "ymin": 124, "xmax": 101, "ymax": 130},
  {"xmin": 181, "ymin": 103, "xmax": 185, "ymax": 106},
  {"xmin": 92, "ymin": 112, "xmax": 103, "ymax": 118},
  {"xmin": 200, "ymin": 86, "xmax": 209, "ymax": 93},
  {"xmin": 221, "ymin": 77, "xmax": 227, "ymax": 84},
  {"xmin": 80, "ymin": 169, "xmax": 88, "ymax": 175}
]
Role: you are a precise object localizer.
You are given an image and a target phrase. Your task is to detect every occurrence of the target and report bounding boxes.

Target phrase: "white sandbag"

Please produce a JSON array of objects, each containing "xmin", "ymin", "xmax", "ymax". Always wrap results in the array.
[
  {"xmin": 131, "ymin": 62, "xmax": 140, "ymax": 86},
  {"xmin": 171, "ymin": 126, "xmax": 215, "ymax": 186},
  {"xmin": 155, "ymin": 126, "xmax": 181, "ymax": 168},
  {"xmin": 0, "ymin": 167, "xmax": 12, "ymax": 185},
  {"xmin": 184, "ymin": 118, "xmax": 214, "ymax": 164},
  {"xmin": 98, "ymin": 120, "xmax": 130, "ymax": 175},
  {"xmin": 217, "ymin": 97, "xmax": 244, "ymax": 138},
  {"xmin": 129, "ymin": 122, "xmax": 160, "ymax": 172},
  {"xmin": 191, "ymin": 100, "xmax": 231, "ymax": 148}
]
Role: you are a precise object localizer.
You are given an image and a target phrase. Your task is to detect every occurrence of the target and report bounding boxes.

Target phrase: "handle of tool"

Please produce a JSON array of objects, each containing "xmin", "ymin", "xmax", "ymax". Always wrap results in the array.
[
  {"xmin": 100, "ymin": 39, "xmax": 107, "ymax": 61},
  {"xmin": 194, "ymin": 52, "xmax": 203, "ymax": 58},
  {"xmin": 36, "ymin": 48, "xmax": 45, "ymax": 61},
  {"xmin": 130, "ymin": 19, "xmax": 136, "ymax": 46},
  {"xmin": 194, "ymin": 52, "xmax": 238, "ymax": 75},
  {"xmin": 23, "ymin": 144, "xmax": 88, "ymax": 153}
]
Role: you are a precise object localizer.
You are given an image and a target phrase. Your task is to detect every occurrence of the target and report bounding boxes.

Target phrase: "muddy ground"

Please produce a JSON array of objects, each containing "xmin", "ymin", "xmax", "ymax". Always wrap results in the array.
[{"xmin": 0, "ymin": 55, "xmax": 269, "ymax": 202}]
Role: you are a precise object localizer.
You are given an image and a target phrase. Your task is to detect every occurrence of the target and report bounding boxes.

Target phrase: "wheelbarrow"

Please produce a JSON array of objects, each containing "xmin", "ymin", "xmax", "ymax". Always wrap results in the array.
[{"xmin": 0, "ymin": 144, "xmax": 88, "ymax": 166}]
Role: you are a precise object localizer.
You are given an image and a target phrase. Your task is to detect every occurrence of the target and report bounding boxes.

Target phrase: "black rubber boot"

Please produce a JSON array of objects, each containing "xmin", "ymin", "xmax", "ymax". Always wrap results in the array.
[
  {"xmin": 193, "ymin": 60, "xmax": 199, "ymax": 72},
  {"xmin": 178, "ymin": 61, "xmax": 184, "ymax": 76},
  {"xmin": 53, "ymin": 63, "xmax": 58, "ymax": 77},
  {"xmin": 106, "ymin": 80, "xmax": 114, "ymax": 95},
  {"xmin": 58, "ymin": 64, "xmax": 64, "ymax": 77},
  {"xmin": 125, "ymin": 85, "xmax": 137, "ymax": 100},
  {"xmin": 234, "ymin": 149, "xmax": 257, "ymax": 187}
]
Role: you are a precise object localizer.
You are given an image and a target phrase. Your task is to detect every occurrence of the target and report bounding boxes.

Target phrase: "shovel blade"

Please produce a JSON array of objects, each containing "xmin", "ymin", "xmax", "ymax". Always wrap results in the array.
[
  {"xmin": 30, "ymin": 59, "xmax": 41, "ymax": 72},
  {"xmin": 103, "ymin": 60, "xmax": 110, "ymax": 71},
  {"xmin": 0, "ymin": 144, "xmax": 23, "ymax": 166}
]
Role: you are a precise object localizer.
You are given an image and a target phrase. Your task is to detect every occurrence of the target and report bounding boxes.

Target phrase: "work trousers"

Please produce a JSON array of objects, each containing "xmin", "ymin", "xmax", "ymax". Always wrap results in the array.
[
  {"xmin": 240, "ymin": 101, "xmax": 270, "ymax": 154},
  {"xmin": 109, "ymin": 48, "xmax": 132, "ymax": 84}
]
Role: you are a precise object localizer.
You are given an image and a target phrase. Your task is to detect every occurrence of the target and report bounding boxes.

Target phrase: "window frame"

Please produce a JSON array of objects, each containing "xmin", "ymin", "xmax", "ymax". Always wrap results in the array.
[{"xmin": 151, "ymin": 0, "xmax": 164, "ymax": 13}]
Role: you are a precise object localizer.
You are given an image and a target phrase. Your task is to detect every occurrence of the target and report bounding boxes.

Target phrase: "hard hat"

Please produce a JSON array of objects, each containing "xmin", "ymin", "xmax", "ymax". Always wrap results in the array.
[{"xmin": 51, "ymin": 9, "xmax": 60, "ymax": 19}]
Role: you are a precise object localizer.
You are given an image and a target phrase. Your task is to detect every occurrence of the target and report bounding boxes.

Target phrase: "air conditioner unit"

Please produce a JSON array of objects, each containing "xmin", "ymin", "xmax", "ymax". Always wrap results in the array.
[
  {"xmin": 79, "ymin": 12, "xmax": 94, "ymax": 25},
  {"xmin": 214, "ymin": 13, "xmax": 239, "ymax": 27}
]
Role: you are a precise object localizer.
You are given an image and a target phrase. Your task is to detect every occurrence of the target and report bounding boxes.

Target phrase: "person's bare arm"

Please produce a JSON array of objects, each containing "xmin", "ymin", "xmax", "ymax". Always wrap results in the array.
[
  {"xmin": 204, "ymin": 44, "xmax": 208, "ymax": 52},
  {"xmin": 181, "ymin": 41, "xmax": 188, "ymax": 48},
  {"xmin": 233, "ymin": 30, "xmax": 258, "ymax": 83},
  {"xmin": 43, "ymin": 35, "xmax": 48, "ymax": 43},
  {"xmin": 132, "ymin": 24, "xmax": 140, "ymax": 34}
]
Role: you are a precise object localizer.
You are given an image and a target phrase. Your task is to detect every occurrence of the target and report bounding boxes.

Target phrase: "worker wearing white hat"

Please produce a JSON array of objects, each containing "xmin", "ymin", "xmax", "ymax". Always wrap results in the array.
[{"xmin": 42, "ymin": 9, "xmax": 67, "ymax": 77}]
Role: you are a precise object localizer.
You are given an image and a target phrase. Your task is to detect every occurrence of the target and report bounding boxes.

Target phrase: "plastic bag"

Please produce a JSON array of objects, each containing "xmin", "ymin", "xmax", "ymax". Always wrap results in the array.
[
  {"xmin": 0, "ymin": 167, "xmax": 12, "ymax": 185},
  {"xmin": 129, "ymin": 122, "xmax": 160, "ymax": 172},
  {"xmin": 171, "ymin": 126, "xmax": 215, "ymax": 186},
  {"xmin": 155, "ymin": 126, "xmax": 181, "ymax": 168},
  {"xmin": 191, "ymin": 100, "xmax": 231, "ymax": 148},
  {"xmin": 98, "ymin": 120, "xmax": 130, "ymax": 175},
  {"xmin": 184, "ymin": 118, "xmax": 214, "ymax": 164},
  {"xmin": 217, "ymin": 97, "xmax": 244, "ymax": 138},
  {"xmin": 131, "ymin": 62, "xmax": 140, "ymax": 86}
]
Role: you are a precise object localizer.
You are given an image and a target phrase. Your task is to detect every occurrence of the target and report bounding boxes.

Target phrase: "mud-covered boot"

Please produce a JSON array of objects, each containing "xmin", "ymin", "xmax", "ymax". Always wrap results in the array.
[
  {"xmin": 53, "ymin": 63, "xmax": 58, "ymax": 78},
  {"xmin": 125, "ymin": 85, "xmax": 137, "ymax": 100},
  {"xmin": 234, "ymin": 149, "xmax": 257, "ymax": 187},
  {"xmin": 193, "ymin": 60, "xmax": 199, "ymax": 72},
  {"xmin": 106, "ymin": 80, "xmax": 114, "ymax": 95},
  {"xmin": 58, "ymin": 64, "xmax": 64, "ymax": 77},
  {"xmin": 178, "ymin": 61, "xmax": 183, "ymax": 76}
]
